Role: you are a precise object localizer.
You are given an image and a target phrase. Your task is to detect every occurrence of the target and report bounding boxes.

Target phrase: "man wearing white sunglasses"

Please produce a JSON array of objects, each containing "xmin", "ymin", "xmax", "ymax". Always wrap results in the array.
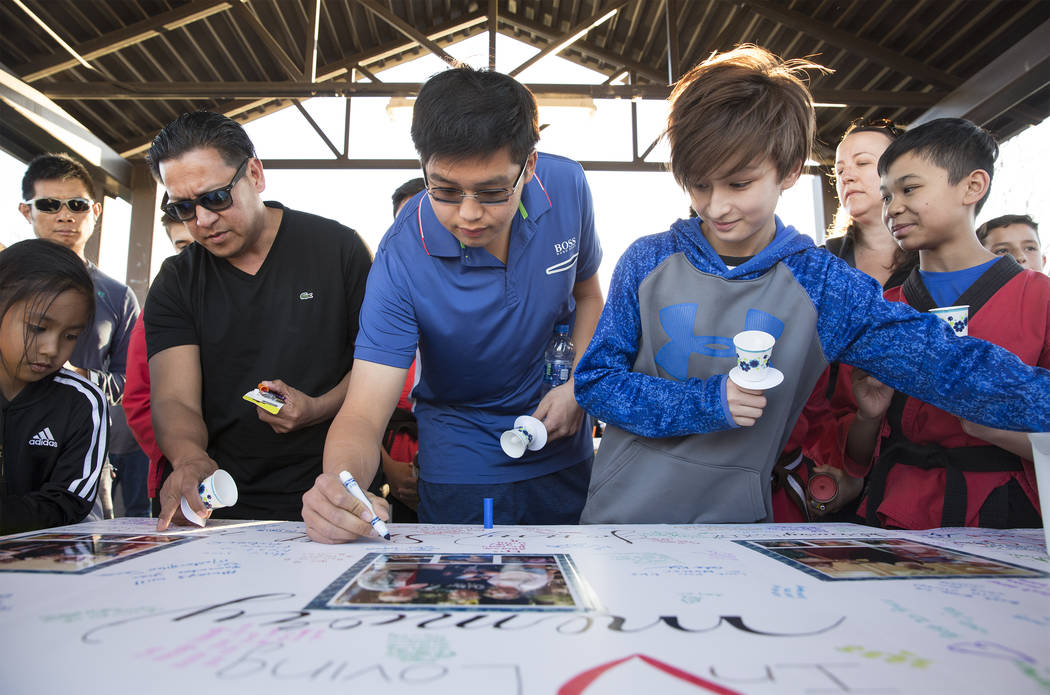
[{"xmin": 18, "ymin": 153, "xmax": 142, "ymax": 518}]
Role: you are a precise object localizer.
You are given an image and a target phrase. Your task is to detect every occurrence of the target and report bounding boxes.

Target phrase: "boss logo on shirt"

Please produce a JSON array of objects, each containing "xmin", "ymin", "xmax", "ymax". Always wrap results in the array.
[
  {"xmin": 28, "ymin": 427, "xmax": 59, "ymax": 448},
  {"xmin": 299, "ymin": 291, "xmax": 314, "ymax": 300},
  {"xmin": 553, "ymin": 238, "xmax": 577, "ymax": 255}
]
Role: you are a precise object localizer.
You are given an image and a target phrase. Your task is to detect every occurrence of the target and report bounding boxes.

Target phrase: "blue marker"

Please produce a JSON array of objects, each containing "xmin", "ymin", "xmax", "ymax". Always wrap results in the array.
[
  {"xmin": 338, "ymin": 470, "xmax": 391, "ymax": 540},
  {"xmin": 483, "ymin": 497, "xmax": 493, "ymax": 529}
]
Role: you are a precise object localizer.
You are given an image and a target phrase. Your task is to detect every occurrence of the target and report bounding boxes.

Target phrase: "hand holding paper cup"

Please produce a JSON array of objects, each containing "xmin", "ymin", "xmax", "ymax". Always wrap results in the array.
[
  {"xmin": 180, "ymin": 469, "xmax": 238, "ymax": 527},
  {"xmin": 728, "ymin": 330, "xmax": 784, "ymax": 389},
  {"xmin": 500, "ymin": 415, "xmax": 548, "ymax": 459}
]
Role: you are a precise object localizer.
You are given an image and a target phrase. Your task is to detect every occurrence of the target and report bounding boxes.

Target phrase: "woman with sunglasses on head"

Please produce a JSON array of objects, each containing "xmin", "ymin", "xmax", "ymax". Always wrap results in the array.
[{"xmin": 774, "ymin": 119, "xmax": 916, "ymax": 524}]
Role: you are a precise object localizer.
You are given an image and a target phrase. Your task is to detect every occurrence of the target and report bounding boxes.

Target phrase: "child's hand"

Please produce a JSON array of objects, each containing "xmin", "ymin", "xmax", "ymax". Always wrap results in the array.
[
  {"xmin": 850, "ymin": 368, "xmax": 893, "ymax": 421},
  {"xmin": 726, "ymin": 379, "xmax": 766, "ymax": 427},
  {"xmin": 530, "ymin": 381, "xmax": 585, "ymax": 441}
]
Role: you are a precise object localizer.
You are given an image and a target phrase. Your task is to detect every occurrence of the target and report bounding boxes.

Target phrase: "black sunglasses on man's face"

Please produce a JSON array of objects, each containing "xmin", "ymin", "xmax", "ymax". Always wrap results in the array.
[{"xmin": 161, "ymin": 158, "xmax": 250, "ymax": 222}]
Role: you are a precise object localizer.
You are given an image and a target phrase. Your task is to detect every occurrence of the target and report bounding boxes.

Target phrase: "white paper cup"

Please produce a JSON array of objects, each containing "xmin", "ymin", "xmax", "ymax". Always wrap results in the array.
[
  {"xmin": 500, "ymin": 427, "xmax": 532, "ymax": 458},
  {"xmin": 1028, "ymin": 433, "xmax": 1050, "ymax": 556},
  {"xmin": 500, "ymin": 415, "xmax": 548, "ymax": 459},
  {"xmin": 733, "ymin": 330, "xmax": 775, "ymax": 383},
  {"xmin": 180, "ymin": 470, "xmax": 238, "ymax": 527},
  {"xmin": 930, "ymin": 305, "xmax": 969, "ymax": 336},
  {"xmin": 199, "ymin": 469, "xmax": 238, "ymax": 509}
]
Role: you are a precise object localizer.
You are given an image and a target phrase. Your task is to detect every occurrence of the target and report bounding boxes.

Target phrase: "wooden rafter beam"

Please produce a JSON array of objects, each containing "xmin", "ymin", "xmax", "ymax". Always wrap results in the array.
[
  {"xmin": 508, "ymin": 1, "xmax": 629, "ymax": 77},
  {"xmin": 488, "ymin": 0, "xmax": 498, "ymax": 70},
  {"xmin": 352, "ymin": 0, "xmax": 462, "ymax": 67},
  {"xmin": 499, "ymin": 13, "xmax": 666, "ymax": 83},
  {"xmin": 664, "ymin": 0, "xmax": 680, "ymax": 84},
  {"xmin": 110, "ymin": 15, "xmax": 489, "ymax": 157},
  {"xmin": 911, "ymin": 20, "xmax": 1050, "ymax": 129},
  {"xmin": 38, "ymin": 80, "xmax": 945, "ymax": 108},
  {"xmin": 19, "ymin": 0, "xmax": 233, "ymax": 82},
  {"xmin": 733, "ymin": 0, "xmax": 963, "ymax": 90},
  {"xmin": 292, "ymin": 99, "xmax": 342, "ymax": 158},
  {"xmin": 304, "ymin": 0, "xmax": 321, "ymax": 82},
  {"xmin": 233, "ymin": 1, "xmax": 302, "ymax": 80}
]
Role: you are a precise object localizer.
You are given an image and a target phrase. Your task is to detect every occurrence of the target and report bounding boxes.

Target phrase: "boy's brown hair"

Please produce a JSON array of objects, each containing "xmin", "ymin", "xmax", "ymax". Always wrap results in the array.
[
  {"xmin": 976, "ymin": 213, "xmax": 1039, "ymax": 245},
  {"xmin": 667, "ymin": 44, "xmax": 827, "ymax": 187}
]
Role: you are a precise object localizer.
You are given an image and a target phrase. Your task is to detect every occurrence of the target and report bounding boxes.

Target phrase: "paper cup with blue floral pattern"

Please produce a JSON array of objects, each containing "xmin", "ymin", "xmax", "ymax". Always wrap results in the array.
[
  {"xmin": 733, "ymin": 330, "xmax": 776, "ymax": 383},
  {"xmin": 198, "ymin": 469, "xmax": 238, "ymax": 509},
  {"xmin": 930, "ymin": 305, "xmax": 969, "ymax": 337}
]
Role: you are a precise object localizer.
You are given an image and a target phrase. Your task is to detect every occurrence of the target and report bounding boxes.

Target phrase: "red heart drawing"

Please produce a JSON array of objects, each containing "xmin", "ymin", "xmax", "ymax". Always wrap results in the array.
[{"xmin": 559, "ymin": 654, "xmax": 743, "ymax": 694}]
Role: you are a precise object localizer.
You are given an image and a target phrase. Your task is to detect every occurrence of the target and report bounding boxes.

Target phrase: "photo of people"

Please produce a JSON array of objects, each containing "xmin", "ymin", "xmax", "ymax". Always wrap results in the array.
[
  {"xmin": 0, "ymin": 533, "xmax": 192, "ymax": 574},
  {"xmin": 307, "ymin": 553, "xmax": 599, "ymax": 612},
  {"xmin": 739, "ymin": 538, "xmax": 1046, "ymax": 581}
]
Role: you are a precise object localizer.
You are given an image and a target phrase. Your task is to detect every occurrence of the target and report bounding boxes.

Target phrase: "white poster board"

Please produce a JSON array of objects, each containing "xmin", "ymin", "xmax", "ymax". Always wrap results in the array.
[{"xmin": 0, "ymin": 519, "xmax": 1047, "ymax": 694}]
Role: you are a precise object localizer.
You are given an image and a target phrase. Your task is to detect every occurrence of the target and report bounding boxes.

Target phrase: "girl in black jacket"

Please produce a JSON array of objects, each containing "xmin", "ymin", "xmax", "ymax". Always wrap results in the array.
[{"xmin": 0, "ymin": 239, "xmax": 107, "ymax": 534}]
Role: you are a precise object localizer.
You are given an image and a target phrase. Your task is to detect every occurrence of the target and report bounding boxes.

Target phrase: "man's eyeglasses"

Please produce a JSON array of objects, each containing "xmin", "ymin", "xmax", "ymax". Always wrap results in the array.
[
  {"xmin": 849, "ymin": 117, "xmax": 903, "ymax": 138},
  {"xmin": 423, "ymin": 159, "xmax": 529, "ymax": 205},
  {"xmin": 161, "ymin": 158, "xmax": 250, "ymax": 221},
  {"xmin": 23, "ymin": 197, "xmax": 93, "ymax": 214}
]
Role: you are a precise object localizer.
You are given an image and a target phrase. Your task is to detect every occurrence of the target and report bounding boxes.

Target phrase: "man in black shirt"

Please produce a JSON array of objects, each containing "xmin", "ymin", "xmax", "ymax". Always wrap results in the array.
[{"xmin": 144, "ymin": 112, "xmax": 372, "ymax": 526}]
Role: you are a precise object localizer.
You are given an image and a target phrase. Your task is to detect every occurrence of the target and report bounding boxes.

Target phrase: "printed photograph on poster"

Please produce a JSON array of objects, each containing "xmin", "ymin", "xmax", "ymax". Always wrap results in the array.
[
  {"xmin": 307, "ymin": 552, "xmax": 602, "ymax": 612},
  {"xmin": 737, "ymin": 538, "xmax": 1047, "ymax": 581},
  {"xmin": 0, "ymin": 533, "xmax": 194, "ymax": 574}
]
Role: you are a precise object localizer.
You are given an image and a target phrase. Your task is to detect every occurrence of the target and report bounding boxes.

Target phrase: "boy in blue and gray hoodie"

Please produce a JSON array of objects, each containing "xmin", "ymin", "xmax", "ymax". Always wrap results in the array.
[{"xmin": 574, "ymin": 45, "xmax": 1050, "ymax": 524}]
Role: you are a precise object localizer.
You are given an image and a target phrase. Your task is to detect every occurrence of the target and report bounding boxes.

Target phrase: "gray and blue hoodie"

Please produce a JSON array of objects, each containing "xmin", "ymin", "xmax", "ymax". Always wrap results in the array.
[{"xmin": 575, "ymin": 216, "xmax": 1050, "ymax": 524}]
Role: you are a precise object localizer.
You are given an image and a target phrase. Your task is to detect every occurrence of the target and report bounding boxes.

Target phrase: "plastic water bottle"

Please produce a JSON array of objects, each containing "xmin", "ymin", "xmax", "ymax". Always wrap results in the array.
[{"xmin": 542, "ymin": 324, "xmax": 575, "ymax": 392}]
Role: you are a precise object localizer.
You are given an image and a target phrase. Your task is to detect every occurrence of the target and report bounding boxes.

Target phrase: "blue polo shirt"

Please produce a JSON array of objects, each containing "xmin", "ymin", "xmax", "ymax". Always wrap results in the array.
[{"xmin": 356, "ymin": 152, "xmax": 601, "ymax": 484}]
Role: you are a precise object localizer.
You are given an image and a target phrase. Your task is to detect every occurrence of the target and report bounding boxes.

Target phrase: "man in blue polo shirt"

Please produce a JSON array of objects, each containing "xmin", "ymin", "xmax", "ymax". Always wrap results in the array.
[{"xmin": 304, "ymin": 67, "xmax": 604, "ymax": 541}]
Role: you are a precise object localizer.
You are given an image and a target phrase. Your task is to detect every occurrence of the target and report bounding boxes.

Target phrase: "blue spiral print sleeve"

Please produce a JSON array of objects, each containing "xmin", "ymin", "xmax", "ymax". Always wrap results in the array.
[{"xmin": 801, "ymin": 253, "xmax": 1050, "ymax": 432}]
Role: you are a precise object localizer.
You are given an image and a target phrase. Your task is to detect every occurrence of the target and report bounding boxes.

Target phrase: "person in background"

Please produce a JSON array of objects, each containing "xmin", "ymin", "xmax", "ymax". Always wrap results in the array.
[
  {"xmin": 18, "ymin": 153, "xmax": 139, "ymax": 518},
  {"xmin": 392, "ymin": 177, "xmax": 425, "ymax": 218},
  {"xmin": 977, "ymin": 214, "xmax": 1045, "ymax": 273},
  {"xmin": 303, "ymin": 67, "xmax": 604, "ymax": 541},
  {"xmin": 827, "ymin": 119, "xmax": 917, "ymax": 287},
  {"xmin": 846, "ymin": 118, "xmax": 1050, "ymax": 530},
  {"xmin": 0, "ymin": 240, "xmax": 107, "ymax": 534},
  {"xmin": 123, "ymin": 200, "xmax": 193, "ymax": 515},
  {"xmin": 372, "ymin": 177, "xmax": 426, "ymax": 522},
  {"xmin": 774, "ymin": 118, "xmax": 917, "ymax": 522}
]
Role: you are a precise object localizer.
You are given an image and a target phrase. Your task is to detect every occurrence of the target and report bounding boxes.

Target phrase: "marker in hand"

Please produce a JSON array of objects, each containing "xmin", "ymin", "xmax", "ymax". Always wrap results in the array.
[{"xmin": 338, "ymin": 470, "xmax": 391, "ymax": 540}]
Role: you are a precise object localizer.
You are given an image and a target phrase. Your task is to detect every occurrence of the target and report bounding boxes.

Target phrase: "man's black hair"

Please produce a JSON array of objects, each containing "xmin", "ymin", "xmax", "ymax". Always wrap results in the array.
[
  {"xmin": 879, "ymin": 117, "xmax": 998, "ymax": 214},
  {"xmin": 411, "ymin": 67, "xmax": 539, "ymax": 167},
  {"xmin": 391, "ymin": 177, "xmax": 425, "ymax": 217},
  {"xmin": 21, "ymin": 153, "xmax": 97, "ymax": 202},
  {"xmin": 146, "ymin": 111, "xmax": 256, "ymax": 180}
]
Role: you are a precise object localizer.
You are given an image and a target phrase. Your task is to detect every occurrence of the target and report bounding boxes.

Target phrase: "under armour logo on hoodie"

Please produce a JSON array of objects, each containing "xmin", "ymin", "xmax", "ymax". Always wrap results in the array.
[{"xmin": 656, "ymin": 307, "xmax": 785, "ymax": 380}]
